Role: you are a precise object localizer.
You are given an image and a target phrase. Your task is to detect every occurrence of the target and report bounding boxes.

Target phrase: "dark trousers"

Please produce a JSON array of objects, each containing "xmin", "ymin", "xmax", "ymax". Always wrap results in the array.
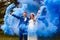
[{"xmin": 19, "ymin": 29, "xmax": 27, "ymax": 40}]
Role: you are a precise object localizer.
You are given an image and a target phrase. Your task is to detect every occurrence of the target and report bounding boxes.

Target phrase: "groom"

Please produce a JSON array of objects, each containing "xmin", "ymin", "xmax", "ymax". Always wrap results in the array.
[{"xmin": 12, "ymin": 12, "xmax": 29, "ymax": 40}]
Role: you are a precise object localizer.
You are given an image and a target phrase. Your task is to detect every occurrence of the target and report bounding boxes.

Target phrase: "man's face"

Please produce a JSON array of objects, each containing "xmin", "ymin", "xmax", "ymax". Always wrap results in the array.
[{"xmin": 23, "ymin": 13, "xmax": 27, "ymax": 17}]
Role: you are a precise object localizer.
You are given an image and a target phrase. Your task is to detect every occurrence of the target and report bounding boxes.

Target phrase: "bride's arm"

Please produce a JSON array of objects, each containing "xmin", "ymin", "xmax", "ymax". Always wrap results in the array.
[{"xmin": 34, "ymin": 9, "xmax": 41, "ymax": 20}]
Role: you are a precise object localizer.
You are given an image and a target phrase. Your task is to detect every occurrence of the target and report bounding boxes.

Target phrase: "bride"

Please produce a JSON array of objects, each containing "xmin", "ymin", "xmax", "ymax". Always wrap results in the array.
[{"xmin": 28, "ymin": 10, "xmax": 40, "ymax": 40}]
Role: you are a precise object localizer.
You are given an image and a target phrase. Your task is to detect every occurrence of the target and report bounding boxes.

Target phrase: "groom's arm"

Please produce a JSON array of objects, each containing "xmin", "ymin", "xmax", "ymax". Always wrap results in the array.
[{"xmin": 12, "ymin": 14, "xmax": 22, "ymax": 19}]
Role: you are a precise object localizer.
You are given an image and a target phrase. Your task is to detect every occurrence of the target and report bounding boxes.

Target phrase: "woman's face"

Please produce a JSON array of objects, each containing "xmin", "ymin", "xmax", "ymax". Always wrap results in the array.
[{"xmin": 30, "ymin": 14, "xmax": 35, "ymax": 19}]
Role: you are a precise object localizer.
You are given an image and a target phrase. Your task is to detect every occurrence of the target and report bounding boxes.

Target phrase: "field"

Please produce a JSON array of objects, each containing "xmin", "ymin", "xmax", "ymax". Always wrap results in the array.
[
  {"xmin": 0, "ymin": 30, "xmax": 19, "ymax": 40},
  {"xmin": 0, "ymin": 29, "xmax": 60, "ymax": 40}
]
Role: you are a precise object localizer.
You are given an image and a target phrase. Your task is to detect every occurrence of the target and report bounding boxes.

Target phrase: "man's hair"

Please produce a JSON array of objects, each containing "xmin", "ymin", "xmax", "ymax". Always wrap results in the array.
[{"xmin": 24, "ymin": 12, "xmax": 27, "ymax": 14}]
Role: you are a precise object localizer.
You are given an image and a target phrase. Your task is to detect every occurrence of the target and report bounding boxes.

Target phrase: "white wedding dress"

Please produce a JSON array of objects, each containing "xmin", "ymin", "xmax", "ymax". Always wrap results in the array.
[{"xmin": 28, "ymin": 19, "xmax": 37, "ymax": 40}]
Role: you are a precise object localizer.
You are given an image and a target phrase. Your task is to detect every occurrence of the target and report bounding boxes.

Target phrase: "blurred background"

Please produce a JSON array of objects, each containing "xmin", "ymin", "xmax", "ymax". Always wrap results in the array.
[
  {"xmin": 0, "ymin": 0, "xmax": 60, "ymax": 40},
  {"xmin": 0, "ymin": 0, "xmax": 19, "ymax": 40}
]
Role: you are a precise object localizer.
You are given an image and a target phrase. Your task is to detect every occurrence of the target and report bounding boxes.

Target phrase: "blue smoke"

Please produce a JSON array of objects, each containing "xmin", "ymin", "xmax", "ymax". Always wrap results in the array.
[
  {"xmin": 44, "ymin": 0, "xmax": 59, "ymax": 31},
  {"xmin": 36, "ymin": 0, "xmax": 59, "ymax": 37},
  {"xmin": 1, "ymin": 0, "xmax": 59, "ymax": 37},
  {"xmin": 1, "ymin": 3, "xmax": 15, "ymax": 35}
]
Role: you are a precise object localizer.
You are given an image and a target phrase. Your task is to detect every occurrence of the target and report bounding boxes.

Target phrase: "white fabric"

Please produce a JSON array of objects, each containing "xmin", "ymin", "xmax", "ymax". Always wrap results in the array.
[{"xmin": 28, "ymin": 19, "xmax": 37, "ymax": 40}]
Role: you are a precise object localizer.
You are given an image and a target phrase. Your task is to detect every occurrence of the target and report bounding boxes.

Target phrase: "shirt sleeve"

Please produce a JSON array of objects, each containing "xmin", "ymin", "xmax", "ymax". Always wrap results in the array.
[{"xmin": 12, "ymin": 14, "xmax": 22, "ymax": 19}]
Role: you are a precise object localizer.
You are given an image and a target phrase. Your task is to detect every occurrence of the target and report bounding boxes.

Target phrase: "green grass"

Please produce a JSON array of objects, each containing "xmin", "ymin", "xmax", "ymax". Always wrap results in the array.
[
  {"xmin": 0, "ymin": 29, "xmax": 60, "ymax": 40},
  {"xmin": 0, "ymin": 30, "xmax": 19, "ymax": 40}
]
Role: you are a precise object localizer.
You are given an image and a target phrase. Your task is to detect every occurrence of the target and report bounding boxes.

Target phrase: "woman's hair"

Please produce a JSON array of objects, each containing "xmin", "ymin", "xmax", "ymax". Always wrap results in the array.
[{"xmin": 30, "ymin": 13, "xmax": 35, "ymax": 19}]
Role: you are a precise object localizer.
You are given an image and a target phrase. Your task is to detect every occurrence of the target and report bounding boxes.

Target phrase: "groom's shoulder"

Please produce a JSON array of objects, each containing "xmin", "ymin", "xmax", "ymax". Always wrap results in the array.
[{"xmin": 27, "ymin": 17, "xmax": 29, "ymax": 20}]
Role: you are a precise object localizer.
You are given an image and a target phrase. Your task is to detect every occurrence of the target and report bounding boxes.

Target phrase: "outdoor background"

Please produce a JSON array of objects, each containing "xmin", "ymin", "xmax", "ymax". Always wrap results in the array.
[
  {"xmin": 0, "ymin": 0, "xmax": 19, "ymax": 40},
  {"xmin": 0, "ymin": 0, "xmax": 60, "ymax": 40}
]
